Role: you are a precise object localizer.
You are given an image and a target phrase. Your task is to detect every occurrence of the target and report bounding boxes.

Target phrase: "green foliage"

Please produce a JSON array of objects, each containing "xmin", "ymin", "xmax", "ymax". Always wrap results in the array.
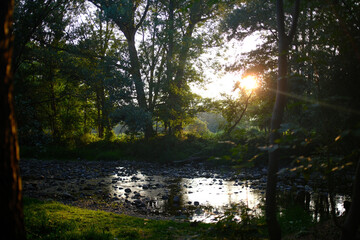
[
  {"xmin": 197, "ymin": 112, "xmax": 225, "ymax": 133},
  {"xmin": 206, "ymin": 127, "xmax": 267, "ymax": 168},
  {"xmin": 211, "ymin": 203, "xmax": 267, "ymax": 240},
  {"xmin": 278, "ymin": 205, "xmax": 314, "ymax": 236},
  {"xmin": 184, "ymin": 118, "xmax": 212, "ymax": 137},
  {"xmin": 111, "ymin": 105, "xmax": 153, "ymax": 136}
]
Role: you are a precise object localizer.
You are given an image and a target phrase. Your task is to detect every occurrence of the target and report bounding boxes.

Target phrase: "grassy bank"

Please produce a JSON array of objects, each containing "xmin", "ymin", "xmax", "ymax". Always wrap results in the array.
[
  {"xmin": 24, "ymin": 198, "xmax": 323, "ymax": 239},
  {"xmin": 24, "ymin": 198, "xmax": 269, "ymax": 240},
  {"xmin": 24, "ymin": 198, "xmax": 211, "ymax": 240}
]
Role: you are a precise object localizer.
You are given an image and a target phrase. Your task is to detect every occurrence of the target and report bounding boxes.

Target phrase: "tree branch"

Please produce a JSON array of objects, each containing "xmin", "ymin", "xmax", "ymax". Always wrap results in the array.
[
  {"xmin": 288, "ymin": 0, "xmax": 300, "ymax": 44},
  {"xmin": 136, "ymin": 0, "xmax": 150, "ymax": 31}
]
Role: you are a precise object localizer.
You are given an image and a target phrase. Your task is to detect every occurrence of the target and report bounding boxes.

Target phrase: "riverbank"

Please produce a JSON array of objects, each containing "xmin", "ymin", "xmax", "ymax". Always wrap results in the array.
[
  {"xmin": 21, "ymin": 158, "xmax": 350, "ymax": 222},
  {"xmin": 24, "ymin": 198, "xmax": 218, "ymax": 240},
  {"xmin": 21, "ymin": 158, "xmax": 264, "ymax": 221},
  {"xmin": 21, "ymin": 158, "xmax": 351, "ymax": 239}
]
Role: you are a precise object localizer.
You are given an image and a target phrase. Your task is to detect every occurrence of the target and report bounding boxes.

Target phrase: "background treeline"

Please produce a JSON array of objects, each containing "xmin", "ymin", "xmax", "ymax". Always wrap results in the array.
[
  {"xmin": 14, "ymin": 0, "xmax": 360, "ymax": 167},
  {"xmin": 14, "ymin": 0, "xmax": 230, "ymax": 146}
]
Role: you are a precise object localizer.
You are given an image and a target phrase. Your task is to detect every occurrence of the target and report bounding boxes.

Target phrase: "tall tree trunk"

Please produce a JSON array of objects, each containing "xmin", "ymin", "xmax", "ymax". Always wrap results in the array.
[
  {"xmin": 165, "ymin": 0, "xmax": 174, "ymax": 86},
  {"xmin": 49, "ymin": 78, "xmax": 59, "ymax": 141},
  {"xmin": 96, "ymin": 89, "xmax": 103, "ymax": 138},
  {"xmin": 126, "ymin": 32, "xmax": 148, "ymax": 110},
  {"xmin": 341, "ymin": 159, "xmax": 360, "ymax": 240},
  {"xmin": 0, "ymin": 0, "xmax": 26, "ymax": 238},
  {"xmin": 265, "ymin": 1, "xmax": 300, "ymax": 239},
  {"xmin": 174, "ymin": 22, "xmax": 196, "ymax": 88},
  {"xmin": 126, "ymin": 32, "xmax": 153, "ymax": 139},
  {"xmin": 169, "ymin": 21, "xmax": 196, "ymax": 135}
]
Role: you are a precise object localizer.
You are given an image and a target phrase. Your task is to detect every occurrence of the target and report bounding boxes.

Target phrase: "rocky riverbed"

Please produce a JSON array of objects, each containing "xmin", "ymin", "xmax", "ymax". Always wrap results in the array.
[{"xmin": 20, "ymin": 158, "xmax": 350, "ymax": 222}]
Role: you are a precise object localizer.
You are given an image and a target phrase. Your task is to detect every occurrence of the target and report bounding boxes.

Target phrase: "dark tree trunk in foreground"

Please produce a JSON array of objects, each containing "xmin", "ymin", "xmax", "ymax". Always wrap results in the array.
[
  {"xmin": 341, "ymin": 160, "xmax": 360, "ymax": 240},
  {"xmin": 0, "ymin": 0, "xmax": 26, "ymax": 239},
  {"xmin": 265, "ymin": 1, "xmax": 300, "ymax": 239}
]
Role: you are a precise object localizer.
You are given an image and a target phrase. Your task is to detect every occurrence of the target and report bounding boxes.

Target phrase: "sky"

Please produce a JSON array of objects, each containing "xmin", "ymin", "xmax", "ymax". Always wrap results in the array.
[{"xmin": 191, "ymin": 34, "xmax": 262, "ymax": 99}]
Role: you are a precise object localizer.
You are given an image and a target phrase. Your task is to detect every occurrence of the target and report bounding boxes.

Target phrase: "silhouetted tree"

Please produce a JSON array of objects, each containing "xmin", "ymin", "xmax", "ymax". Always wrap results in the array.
[
  {"xmin": 0, "ymin": 0, "xmax": 25, "ymax": 238},
  {"xmin": 265, "ymin": 0, "xmax": 300, "ymax": 239}
]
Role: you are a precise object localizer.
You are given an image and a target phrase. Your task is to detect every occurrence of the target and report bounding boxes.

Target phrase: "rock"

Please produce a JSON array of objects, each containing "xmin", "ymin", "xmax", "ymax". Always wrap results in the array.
[
  {"xmin": 173, "ymin": 196, "xmax": 180, "ymax": 203},
  {"xmin": 62, "ymin": 192, "xmax": 77, "ymax": 200},
  {"xmin": 124, "ymin": 188, "xmax": 132, "ymax": 193},
  {"xmin": 194, "ymin": 201, "xmax": 199, "ymax": 206},
  {"xmin": 131, "ymin": 176, "xmax": 139, "ymax": 181},
  {"xmin": 83, "ymin": 185, "xmax": 93, "ymax": 191}
]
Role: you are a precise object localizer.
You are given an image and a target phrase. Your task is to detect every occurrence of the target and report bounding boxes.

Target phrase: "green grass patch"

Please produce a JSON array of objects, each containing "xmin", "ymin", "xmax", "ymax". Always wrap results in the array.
[
  {"xmin": 24, "ymin": 198, "xmax": 275, "ymax": 240},
  {"xmin": 23, "ymin": 198, "xmax": 319, "ymax": 239},
  {"xmin": 24, "ymin": 198, "xmax": 213, "ymax": 240}
]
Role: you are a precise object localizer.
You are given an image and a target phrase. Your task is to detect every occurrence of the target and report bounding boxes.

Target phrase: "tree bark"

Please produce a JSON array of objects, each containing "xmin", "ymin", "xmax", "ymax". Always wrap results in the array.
[
  {"xmin": 265, "ymin": 1, "xmax": 300, "ymax": 239},
  {"xmin": 0, "ymin": 0, "xmax": 26, "ymax": 238},
  {"xmin": 341, "ymin": 159, "xmax": 360, "ymax": 240}
]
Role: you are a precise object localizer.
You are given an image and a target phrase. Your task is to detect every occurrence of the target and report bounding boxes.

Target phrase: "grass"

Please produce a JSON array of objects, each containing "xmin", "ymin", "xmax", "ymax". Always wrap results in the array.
[
  {"xmin": 24, "ymin": 198, "xmax": 275, "ymax": 240},
  {"xmin": 24, "ymin": 197, "xmax": 324, "ymax": 239},
  {"xmin": 24, "ymin": 198, "xmax": 212, "ymax": 240}
]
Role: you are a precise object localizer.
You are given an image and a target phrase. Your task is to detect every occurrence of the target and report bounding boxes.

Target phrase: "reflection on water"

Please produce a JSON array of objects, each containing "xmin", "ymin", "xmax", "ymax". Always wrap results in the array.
[
  {"xmin": 108, "ymin": 170, "xmax": 264, "ymax": 222},
  {"xmin": 107, "ymin": 168, "xmax": 349, "ymax": 222}
]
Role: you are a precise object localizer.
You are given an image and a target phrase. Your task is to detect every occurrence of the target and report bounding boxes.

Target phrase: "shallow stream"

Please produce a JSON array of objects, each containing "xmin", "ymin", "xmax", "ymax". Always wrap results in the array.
[{"xmin": 21, "ymin": 159, "xmax": 350, "ymax": 222}]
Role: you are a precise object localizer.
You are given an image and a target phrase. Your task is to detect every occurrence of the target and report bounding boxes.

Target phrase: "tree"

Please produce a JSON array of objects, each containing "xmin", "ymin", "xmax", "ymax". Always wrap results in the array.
[
  {"xmin": 90, "ymin": 0, "xmax": 153, "ymax": 138},
  {"xmin": 14, "ymin": 0, "xmax": 87, "ymax": 144},
  {"xmin": 265, "ymin": 1, "xmax": 300, "ymax": 239},
  {"xmin": 220, "ymin": 85, "xmax": 255, "ymax": 136},
  {"xmin": 0, "ymin": 0, "xmax": 26, "ymax": 238},
  {"xmin": 164, "ymin": 0, "xmax": 228, "ymax": 135},
  {"xmin": 341, "ymin": 159, "xmax": 360, "ymax": 240}
]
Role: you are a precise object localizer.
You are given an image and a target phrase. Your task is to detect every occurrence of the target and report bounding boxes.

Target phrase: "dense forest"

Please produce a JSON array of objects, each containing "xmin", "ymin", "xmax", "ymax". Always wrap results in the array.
[{"xmin": 1, "ymin": 0, "xmax": 360, "ymax": 239}]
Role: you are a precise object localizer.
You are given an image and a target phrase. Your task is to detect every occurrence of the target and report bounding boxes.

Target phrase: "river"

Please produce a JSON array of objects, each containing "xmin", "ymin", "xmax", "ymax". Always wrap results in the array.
[{"xmin": 21, "ymin": 159, "xmax": 350, "ymax": 222}]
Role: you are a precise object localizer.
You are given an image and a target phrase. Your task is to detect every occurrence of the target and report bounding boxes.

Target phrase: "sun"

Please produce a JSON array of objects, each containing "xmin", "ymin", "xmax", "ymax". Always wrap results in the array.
[{"xmin": 239, "ymin": 75, "xmax": 258, "ymax": 92}]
